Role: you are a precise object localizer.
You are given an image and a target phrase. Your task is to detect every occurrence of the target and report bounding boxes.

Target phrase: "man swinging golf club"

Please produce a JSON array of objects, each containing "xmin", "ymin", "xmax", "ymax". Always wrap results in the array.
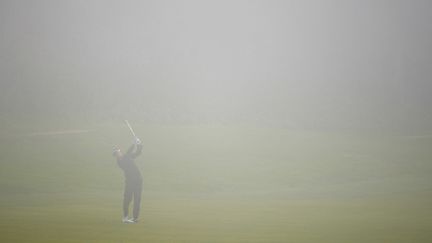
[{"xmin": 112, "ymin": 120, "xmax": 143, "ymax": 223}]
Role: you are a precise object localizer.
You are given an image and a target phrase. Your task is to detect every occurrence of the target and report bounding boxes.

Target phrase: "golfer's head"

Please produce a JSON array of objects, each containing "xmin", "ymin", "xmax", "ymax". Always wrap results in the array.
[{"xmin": 112, "ymin": 147, "xmax": 122, "ymax": 158}]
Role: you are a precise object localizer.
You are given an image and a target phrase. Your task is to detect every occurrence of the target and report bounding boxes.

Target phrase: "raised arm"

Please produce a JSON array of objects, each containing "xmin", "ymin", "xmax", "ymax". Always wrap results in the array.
[
  {"xmin": 125, "ymin": 137, "xmax": 143, "ymax": 159},
  {"xmin": 131, "ymin": 144, "xmax": 143, "ymax": 159},
  {"xmin": 125, "ymin": 144, "xmax": 136, "ymax": 156}
]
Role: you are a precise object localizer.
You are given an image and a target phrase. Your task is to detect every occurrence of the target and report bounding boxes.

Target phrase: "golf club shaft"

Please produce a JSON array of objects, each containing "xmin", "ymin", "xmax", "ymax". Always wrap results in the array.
[{"xmin": 125, "ymin": 120, "xmax": 137, "ymax": 138}]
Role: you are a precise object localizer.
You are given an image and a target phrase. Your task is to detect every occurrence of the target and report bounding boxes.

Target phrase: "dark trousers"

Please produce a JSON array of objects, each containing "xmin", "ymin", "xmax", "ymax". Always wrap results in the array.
[{"xmin": 123, "ymin": 180, "xmax": 142, "ymax": 219}]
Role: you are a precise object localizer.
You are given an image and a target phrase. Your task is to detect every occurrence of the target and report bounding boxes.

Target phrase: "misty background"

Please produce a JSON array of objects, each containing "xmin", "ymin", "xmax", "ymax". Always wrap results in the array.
[{"xmin": 1, "ymin": 0, "xmax": 431, "ymax": 132}]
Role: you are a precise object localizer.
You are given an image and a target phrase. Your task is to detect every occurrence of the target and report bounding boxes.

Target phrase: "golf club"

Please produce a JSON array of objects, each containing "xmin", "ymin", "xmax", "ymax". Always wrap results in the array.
[{"xmin": 125, "ymin": 120, "xmax": 137, "ymax": 138}]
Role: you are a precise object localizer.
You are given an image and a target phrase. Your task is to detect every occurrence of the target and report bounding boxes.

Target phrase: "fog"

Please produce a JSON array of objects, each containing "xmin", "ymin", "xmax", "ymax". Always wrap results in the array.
[
  {"xmin": 1, "ymin": 0, "xmax": 432, "ymax": 130},
  {"xmin": 1, "ymin": 1, "xmax": 432, "ymax": 241}
]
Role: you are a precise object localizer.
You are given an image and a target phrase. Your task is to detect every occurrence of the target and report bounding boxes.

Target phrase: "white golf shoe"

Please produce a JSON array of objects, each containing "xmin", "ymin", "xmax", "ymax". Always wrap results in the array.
[{"xmin": 122, "ymin": 217, "xmax": 135, "ymax": 224}]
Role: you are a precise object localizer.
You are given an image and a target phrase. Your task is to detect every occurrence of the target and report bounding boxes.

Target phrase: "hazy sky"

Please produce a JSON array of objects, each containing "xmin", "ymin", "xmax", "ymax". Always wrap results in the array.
[{"xmin": 1, "ymin": 0, "xmax": 431, "ymax": 131}]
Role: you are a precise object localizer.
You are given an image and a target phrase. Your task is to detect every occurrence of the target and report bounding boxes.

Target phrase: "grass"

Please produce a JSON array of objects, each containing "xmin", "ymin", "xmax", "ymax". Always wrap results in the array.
[{"xmin": 1, "ymin": 122, "xmax": 431, "ymax": 242}]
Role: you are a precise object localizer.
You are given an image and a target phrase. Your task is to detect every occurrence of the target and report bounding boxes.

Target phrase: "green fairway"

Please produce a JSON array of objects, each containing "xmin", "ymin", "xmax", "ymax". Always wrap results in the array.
[{"xmin": 1, "ymin": 123, "xmax": 432, "ymax": 242}]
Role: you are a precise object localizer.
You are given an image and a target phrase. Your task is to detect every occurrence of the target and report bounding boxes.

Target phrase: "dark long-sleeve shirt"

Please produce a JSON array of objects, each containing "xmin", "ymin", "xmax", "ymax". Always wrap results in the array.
[{"xmin": 117, "ymin": 144, "xmax": 143, "ymax": 183}]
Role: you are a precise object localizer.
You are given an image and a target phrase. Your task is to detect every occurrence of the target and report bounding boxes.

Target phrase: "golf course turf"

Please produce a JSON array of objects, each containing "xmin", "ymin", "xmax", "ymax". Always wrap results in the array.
[{"xmin": 1, "ymin": 122, "xmax": 431, "ymax": 242}]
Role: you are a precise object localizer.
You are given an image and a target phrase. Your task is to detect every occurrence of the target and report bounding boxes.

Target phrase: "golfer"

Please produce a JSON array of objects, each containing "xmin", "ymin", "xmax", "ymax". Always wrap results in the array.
[{"xmin": 113, "ymin": 138, "xmax": 143, "ymax": 223}]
